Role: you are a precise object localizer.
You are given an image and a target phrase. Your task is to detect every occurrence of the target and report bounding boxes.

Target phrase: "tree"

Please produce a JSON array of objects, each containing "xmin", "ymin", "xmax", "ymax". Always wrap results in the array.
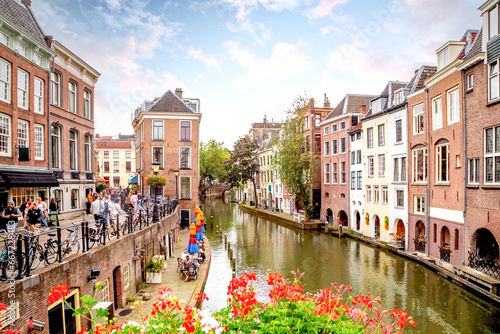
[
  {"xmin": 226, "ymin": 135, "xmax": 259, "ymax": 207},
  {"xmin": 273, "ymin": 95, "xmax": 314, "ymax": 219},
  {"xmin": 200, "ymin": 140, "xmax": 230, "ymax": 185}
]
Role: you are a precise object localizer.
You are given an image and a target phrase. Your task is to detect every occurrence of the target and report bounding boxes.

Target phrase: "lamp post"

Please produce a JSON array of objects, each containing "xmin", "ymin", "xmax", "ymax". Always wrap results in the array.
[
  {"xmin": 152, "ymin": 162, "xmax": 160, "ymax": 223},
  {"xmin": 174, "ymin": 169, "xmax": 179, "ymax": 199}
]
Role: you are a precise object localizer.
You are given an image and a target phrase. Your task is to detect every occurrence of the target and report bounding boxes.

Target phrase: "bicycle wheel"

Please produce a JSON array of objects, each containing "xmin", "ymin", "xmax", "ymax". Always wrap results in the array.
[
  {"xmin": 70, "ymin": 238, "xmax": 80, "ymax": 255},
  {"xmin": 58, "ymin": 240, "xmax": 69, "ymax": 261},
  {"xmin": 44, "ymin": 241, "xmax": 57, "ymax": 265},
  {"xmin": 121, "ymin": 221, "xmax": 128, "ymax": 235},
  {"xmin": 2, "ymin": 250, "xmax": 23, "ymax": 280},
  {"xmin": 88, "ymin": 228, "xmax": 98, "ymax": 249},
  {"xmin": 28, "ymin": 246, "xmax": 42, "ymax": 271}
]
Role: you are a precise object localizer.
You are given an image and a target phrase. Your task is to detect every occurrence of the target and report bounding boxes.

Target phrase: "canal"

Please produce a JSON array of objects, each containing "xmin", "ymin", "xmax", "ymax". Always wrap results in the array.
[{"xmin": 201, "ymin": 197, "xmax": 500, "ymax": 334}]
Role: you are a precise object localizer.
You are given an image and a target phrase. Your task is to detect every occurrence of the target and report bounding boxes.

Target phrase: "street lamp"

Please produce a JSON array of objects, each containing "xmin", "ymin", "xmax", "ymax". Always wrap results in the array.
[
  {"xmin": 174, "ymin": 169, "xmax": 179, "ymax": 199},
  {"xmin": 152, "ymin": 162, "xmax": 160, "ymax": 223}
]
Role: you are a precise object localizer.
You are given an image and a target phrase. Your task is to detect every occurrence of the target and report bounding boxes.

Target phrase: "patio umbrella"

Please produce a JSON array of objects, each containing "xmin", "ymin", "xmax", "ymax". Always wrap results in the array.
[
  {"xmin": 187, "ymin": 221, "xmax": 199, "ymax": 254},
  {"xmin": 195, "ymin": 216, "xmax": 204, "ymax": 241},
  {"xmin": 200, "ymin": 211, "xmax": 205, "ymax": 233}
]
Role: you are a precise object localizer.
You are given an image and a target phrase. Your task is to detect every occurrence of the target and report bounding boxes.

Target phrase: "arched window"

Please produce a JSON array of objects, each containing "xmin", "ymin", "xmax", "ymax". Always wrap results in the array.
[
  {"xmin": 412, "ymin": 145, "xmax": 427, "ymax": 182},
  {"xmin": 51, "ymin": 125, "xmax": 61, "ymax": 168},
  {"xmin": 69, "ymin": 80, "xmax": 77, "ymax": 113},
  {"xmin": 50, "ymin": 72, "xmax": 61, "ymax": 106},
  {"xmin": 69, "ymin": 130, "xmax": 77, "ymax": 170},
  {"xmin": 83, "ymin": 89, "xmax": 91, "ymax": 119}
]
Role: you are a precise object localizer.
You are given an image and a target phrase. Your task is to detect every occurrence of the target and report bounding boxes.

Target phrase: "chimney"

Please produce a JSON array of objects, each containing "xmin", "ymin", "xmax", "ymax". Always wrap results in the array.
[
  {"xmin": 175, "ymin": 88, "xmax": 183, "ymax": 99},
  {"xmin": 323, "ymin": 93, "xmax": 330, "ymax": 108},
  {"xmin": 360, "ymin": 102, "xmax": 366, "ymax": 115},
  {"xmin": 21, "ymin": 0, "xmax": 32, "ymax": 7},
  {"xmin": 96, "ymin": 134, "xmax": 100, "ymax": 139},
  {"xmin": 263, "ymin": 114, "xmax": 267, "ymax": 128},
  {"xmin": 44, "ymin": 35, "xmax": 53, "ymax": 48}
]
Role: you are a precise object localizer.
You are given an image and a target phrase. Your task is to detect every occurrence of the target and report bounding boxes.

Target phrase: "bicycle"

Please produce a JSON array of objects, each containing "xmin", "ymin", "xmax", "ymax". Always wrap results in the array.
[
  {"xmin": 0, "ymin": 230, "xmax": 20, "ymax": 280},
  {"xmin": 40, "ymin": 232, "xmax": 58, "ymax": 265},
  {"xmin": 59, "ymin": 223, "xmax": 80, "ymax": 260},
  {"xmin": 88, "ymin": 219, "xmax": 110, "ymax": 249}
]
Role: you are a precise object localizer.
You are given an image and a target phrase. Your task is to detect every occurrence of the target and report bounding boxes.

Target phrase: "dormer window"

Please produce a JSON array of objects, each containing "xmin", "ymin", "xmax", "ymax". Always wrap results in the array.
[
  {"xmin": 489, "ymin": 5, "xmax": 499, "ymax": 40},
  {"xmin": 0, "ymin": 32, "xmax": 9, "ymax": 47},
  {"xmin": 372, "ymin": 99, "xmax": 382, "ymax": 113},
  {"xmin": 438, "ymin": 47, "xmax": 450, "ymax": 70}
]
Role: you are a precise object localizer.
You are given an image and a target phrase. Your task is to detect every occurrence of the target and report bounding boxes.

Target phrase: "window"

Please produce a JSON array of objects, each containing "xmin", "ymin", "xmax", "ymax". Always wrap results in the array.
[
  {"xmin": 34, "ymin": 77, "xmax": 43, "ymax": 114},
  {"xmin": 0, "ymin": 114, "xmax": 11, "ymax": 157},
  {"xmin": 113, "ymin": 161, "xmax": 119, "ymax": 172},
  {"xmin": 83, "ymin": 90, "xmax": 91, "ymax": 119},
  {"xmin": 413, "ymin": 105, "xmax": 424, "ymax": 134},
  {"xmin": 180, "ymin": 176, "xmax": 191, "ymax": 199},
  {"xmin": 374, "ymin": 186, "xmax": 380, "ymax": 203},
  {"xmin": 393, "ymin": 158, "xmax": 399, "ymax": 182},
  {"xmin": 17, "ymin": 120, "xmax": 28, "ymax": 148},
  {"xmin": 84, "ymin": 135, "xmax": 91, "ymax": 171},
  {"xmin": 456, "ymin": 155, "xmax": 461, "ymax": 168},
  {"xmin": 126, "ymin": 151, "xmax": 131, "ymax": 159},
  {"xmin": 104, "ymin": 161, "xmax": 110, "ymax": 172},
  {"xmin": 367, "ymin": 127, "xmax": 374, "ymax": 148},
  {"xmin": 447, "ymin": 88, "xmax": 459, "ymax": 124},
  {"xmin": 485, "ymin": 126, "xmax": 500, "ymax": 183},
  {"xmin": 69, "ymin": 131, "xmax": 77, "ymax": 170},
  {"xmin": 71, "ymin": 189, "xmax": 79, "ymax": 210},
  {"xmin": 53, "ymin": 189, "xmax": 62, "ymax": 210},
  {"xmin": 366, "ymin": 185, "xmax": 372, "ymax": 202},
  {"xmin": 0, "ymin": 32, "xmax": 9, "ymax": 47},
  {"xmin": 351, "ymin": 151, "xmax": 356, "ymax": 165},
  {"xmin": 468, "ymin": 158, "xmax": 479, "ymax": 184},
  {"xmin": 34, "ymin": 124, "xmax": 43, "ymax": 160},
  {"xmin": 101, "ymin": 279, "xmax": 109, "ymax": 302},
  {"xmin": 351, "ymin": 171, "xmax": 356, "ymax": 189},
  {"xmin": 50, "ymin": 72, "xmax": 60, "ymax": 106},
  {"xmin": 351, "ymin": 134, "xmax": 356, "ymax": 142},
  {"xmin": 315, "ymin": 114, "xmax": 321, "ymax": 126},
  {"xmin": 378, "ymin": 154, "xmax": 385, "ymax": 177},
  {"xmin": 0, "ymin": 59, "xmax": 10, "ymax": 103},
  {"xmin": 414, "ymin": 195, "xmax": 425, "ymax": 214},
  {"xmin": 412, "ymin": 147, "xmax": 428, "ymax": 182},
  {"xmin": 324, "ymin": 163, "xmax": 330, "ymax": 184},
  {"xmin": 392, "ymin": 190, "xmax": 402, "ymax": 208},
  {"xmin": 0, "ymin": 301, "xmax": 19, "ymax": 329},
  {"xmin": 393, "ymin": 90, "xmax": 405, "ymax": 105},
  {"xmin": 332, "ymin": 162, "xmax": 338, "ymax": 183},
  {"xmin": 340, "ymin": 137, "xmax": 346, "ymax": 153},
  {"xmin": 401, "ymin": 157, "xmax": 406, "ymax": 182},
  {"xmin": 378, "ymin": 124, "xmax": 385, "ymax": 146},
  {"xmin": 436, "ymin": 140, "xmax": 449, "ymax": 182},
  {"xmin": 180, "ymin": 120, "xmax": 191, "ymax": 141},
  {"xmin": 17, "ymin": 43, "xmax": 27, "ymax": 58},
  {"xmin": 395, "ymin": 119, "xmax": 402, "ymax": 143},
  {"xmin": 34, "ymin": 53, "xmax": 42, "ymax": 67},
  {"xmin": 382, "ymin": 186, "xmax": 388, "ymax": 204},
  {"xmin": 340, "ymin": 161, "xmax": 346, "ymax": 184},
  {"xmin": 438, "ymin": 48, "xmax": 449, "ymax": 71},
  {"xmin": 324, "ymin": 126, "xmax": 330, "ymax": 135},
  {"xmin": 51, "ymin": 126, "xmax": 60, "ymax": 168},
  {"xmin": 153, "ymin": 120, "xmax": 164, "ymax": 140},
  {"xmin": 489, "ymin": 5, "xmax": 499, "ymax": 40},
  {"xmin": 113, "ymin": 151, "xmax": 119, "ymax": 159},
  {"xmin": 47, "ymin": 289, "xmax": 81, "ymax": 334},
  {"xmin": 357, "ymin": 150, "xmax": 362, "ymax": 164},
  {"xmin": 69, "ymin": 81, "xmax": 77, "ymax": 113},
  {"xmin": 324, "ymin": 141, "xmax": 330, "ymax": 156},
  {"xmin": 17, "ymin": 69, "xmax": 28, "ymax": 109},
  {"xmin": 357, "ymin": 171, "xmax": 362, "ymax": 189},
  {"xmin": 332, "ymin": 139, "xmax": 338, "ymax": 155},
  {"xmin": 332, "ymin": 124, "xmax": 337, "ymax": 132},
  {"xmin": 152, "ymin": 147, "xmax": 164, "ymax": 169},
  {"xmin": 180, "ymin": 147, "xmax": 191, "ymax": 169},
  {"xmin": 340, "ymin": 121, "xmax": 346, "ymax": 130},
  {"xmin": 467, "ymin": 73, "xmax": 473, "ymax": 90},
  {"xmin": 123, "ymin": 264, "xmax": 130, "ymax": 290},
  {"xmin": 432, "ymin": 96, "xmax": 442, "ymax": 130},
  {"xmin": 126, "ymin": 161, "xmax": 131, "ymax": 172},
  {"xmin": 368, "ymin": 156, "xmax": 374, "ymax": 177}
]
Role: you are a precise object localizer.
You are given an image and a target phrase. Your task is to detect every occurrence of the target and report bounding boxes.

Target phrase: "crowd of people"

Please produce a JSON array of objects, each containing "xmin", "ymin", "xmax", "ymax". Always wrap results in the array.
[
  {"xmin": 1, "ymin": 197, "xmax": 53, "ymax": 232},
  {"xmin": 178, "ymin": 240, "xmax": 206, "ymax": 282}
]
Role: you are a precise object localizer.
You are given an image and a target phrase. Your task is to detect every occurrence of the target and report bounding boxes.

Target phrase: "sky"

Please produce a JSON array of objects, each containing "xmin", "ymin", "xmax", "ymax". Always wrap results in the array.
[{"xmin": 30, "ymin": 0, "xmax": 482, "ymax": 148}]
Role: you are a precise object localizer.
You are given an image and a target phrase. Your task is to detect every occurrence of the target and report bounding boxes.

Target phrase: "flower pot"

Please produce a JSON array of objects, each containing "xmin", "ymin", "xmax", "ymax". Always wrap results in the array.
[{"xmin": 146, "ymin": 272, "xmax": 162, "ymax": 284}]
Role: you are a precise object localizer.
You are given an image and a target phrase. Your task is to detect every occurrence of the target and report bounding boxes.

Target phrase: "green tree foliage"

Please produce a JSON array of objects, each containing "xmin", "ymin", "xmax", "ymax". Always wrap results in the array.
[
  {"xmin": 274, "ymin": 95, "xmax": 314, "ymax": 219},
  {"xmin": 200, "ymin": 140, "xmax": 230, "ymax": 185},
  {"xmin": 95, "ymin": 181, "xmax": 106, "ymax": 193},
  {"xmin": 226, "ymin": 135, "xmax": 259, "ymax": 207}
]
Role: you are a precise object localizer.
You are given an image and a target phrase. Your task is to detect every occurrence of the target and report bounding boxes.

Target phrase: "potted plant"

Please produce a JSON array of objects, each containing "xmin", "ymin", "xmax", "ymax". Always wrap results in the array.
[
  {"xmin": 145, "ymin": 173, "xmax": 167, "ymax": 188},
  {"xmin": 365, "ymin": 213, "xmax": 369, "ymax": 225},
  {"xmin": 384, "ymin": 217, "xmax": 389, "ymax": 230},
  {"xmin": 145, "ymin": 256, "xmax": 164, "ymax": 283}
]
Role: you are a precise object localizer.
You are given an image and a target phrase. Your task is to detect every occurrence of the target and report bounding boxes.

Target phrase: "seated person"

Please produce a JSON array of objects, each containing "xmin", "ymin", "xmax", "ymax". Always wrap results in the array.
[{"xmin": 180, "ymin": 248, "xmax": 189, "ymax": 260}]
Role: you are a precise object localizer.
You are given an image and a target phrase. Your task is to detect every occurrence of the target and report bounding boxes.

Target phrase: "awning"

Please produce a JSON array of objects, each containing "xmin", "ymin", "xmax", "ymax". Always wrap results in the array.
[
  {"xmin": 96, "ymin": 177, "xmax": 106, "ymax": 182},
  {"xmin": 0, "ymin": 174, "xmax": 6, "ymax": 191},
  {"xmin": 128, "ymin": 175, "xmax": 139, "ymax": 184},
  {"xmin": 1, "ymin": 172, "xmax": 59, "ymax": 188}
]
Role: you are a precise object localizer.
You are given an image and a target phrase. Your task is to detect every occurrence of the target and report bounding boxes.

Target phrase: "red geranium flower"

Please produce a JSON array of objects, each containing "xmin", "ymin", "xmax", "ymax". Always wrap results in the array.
[{"xmin": 48, "ymin": 283, "xmax": 70, "ymax": 305}]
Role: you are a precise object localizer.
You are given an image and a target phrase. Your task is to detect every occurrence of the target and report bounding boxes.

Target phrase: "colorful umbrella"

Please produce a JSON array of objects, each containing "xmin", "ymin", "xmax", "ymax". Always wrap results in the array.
[
  {"xmin": 195, "ymin": 216, "xmax": 203, "ymax": 241},
  {"xmin": 187, "ymin": 221, "xmax": 199, "ymax": 254},
  {"xmin": 200, "ymin": 211, "xmax": 205, "ymax": 233}
]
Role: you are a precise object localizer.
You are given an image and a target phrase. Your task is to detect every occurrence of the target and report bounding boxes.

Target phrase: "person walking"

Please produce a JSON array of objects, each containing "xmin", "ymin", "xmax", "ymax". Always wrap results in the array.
[
  {"xmin": 86, "ymin": 191, "xmax": 93, "ymax": 214},
  {"xmin": 22, "ymin": 199, "xmax": 32, "ymax": 228},
  {"xmin": 1, "ymin": 200, "xmax": 22, "ymax": 231},
  {"xmin": 49, "ymin": 198, "xmax": 58, "ymax": 213},
  {"xmin": 36, "ymin": 197, "xmax": 49, "ymax": 228},
  {"xmin": 91, "ymin": 195, "xmax": 104, "ymax": 222},
  {"xmin": 130, "ymin": 192, "xmax": 138, "ymax": 209},
  {"xmin": 120, "ymin": 191, "xmax": 127, "ymax": 211}
]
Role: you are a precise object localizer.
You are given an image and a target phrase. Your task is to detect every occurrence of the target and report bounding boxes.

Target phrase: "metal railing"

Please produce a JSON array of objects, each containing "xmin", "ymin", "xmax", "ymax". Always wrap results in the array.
[
  {"xmin": 468, "ymin": 251, "xmax": 500, "ymax": 279},
  {"xmin": 0, "ymin": 198, "xmax": 178, "ymax": 281},
  {"xmin": 439, "ymin": 246, "xmax": 451, "ymax": 263}
]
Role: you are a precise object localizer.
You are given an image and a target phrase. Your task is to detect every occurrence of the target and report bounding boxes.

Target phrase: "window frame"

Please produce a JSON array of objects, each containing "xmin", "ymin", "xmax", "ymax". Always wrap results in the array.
[
  {"xmin": 179, "ymin": 147, "xmax": 192, "ymax": 169},
  {"xmin": 489, "ymin": 60, "xmax": 499, "ymax": 101},
  {"xmin": 378, "ymin": 154, "xmax": 385, "ymax": 177},
  {"xmin": 382, "ymin": 186, "xmax": 388, "ymax": 205},
  {"xmin": 113, "ymin": 151, "xmax": 119, "ymax": 159},
  {"xmin": 340, "ymin": 121, "xmax": 346, "ymax": 130},
  {"xmin": 368, "ymin": 156, "xmax": 374, "ymax": 177},
  {"xmin": 0, "ymin": 113, "xmax": 12, "ymax": 157},
  {"xmin": 374, "ymin": 186, "xmax": 380, "ymax": 204},
  {"xmin": 51, "ymin": 125, "xmax": 60, "ymax": 168},
  {"xmin": 123, "ymin": 264, "xmax": 130, "ymax": 290},
  {"xmin": 413, "ymin": 104, "xmax": 424, "ymax": 134},
  {"xmin": 331, "ymin": 124, "xmax": 337, "ymax": 133},
  {"xmin": 378, "ymin": 124, "xmax": 385, "ymax": 146},
  {"xmin": 152, "ymin": 146, "xmax": 164, "ymax": 170},
  {"xmin": 436, "ymin": 140, "xmax": 450, "ymax": 183},
  {"xmin": 357, "ymin": 171, "xmax": 362, "ymax": 189},
  {"xmin": 332, "ymin": 162, "xmax": 338, "ymax": 184},
  {"xmin": 432, "ymin": 96, "xmax": 442, "ymax": 130},
  {"xmin": 324, "ymin": 126, "xmax": 330, "ymax": 135},
  {"xmin": 17, "ymin": 119, "xmax": 29, "ymax": 149},
  {"xmin": 412, "ymin": 147, "xmax": 428, "ymax": 183},
  {"xmin": 414, "ymin": 195, "xmax": 425, "ymax": 214},
  {"xmin": 467, "ymin": 73, "xmax": 473, "ymax": 90},
  {"xmin": 468, "ymin": 158, "xmax": 480, "ymax": 184},
  {"xmin": 69, "ymin": 131, "xmax": 77, "ymax": 170},
  {"xmin": 324, "ymin": 163, "xmax": 330, "ymax": 184},
  {"xmin": 0, "ymin": 58, "xmax": 11, "ymax": 103},
  {"xmin": 180, "ymin": 120, "xmax": 192, "ymax": 142},
  {"xmin": 332, "ymin": 139, "xmax": 338, "ymax": 155},
  {"xmin": 84, "ymin": 135, "xmax": 91, "ymax": 171},
  {"xmin": 34, "ymin": 77, "xmax": 44, "ymax": 114},
  {"xmin": 367, "ymin": 127, "xmax": 374, "ymax": 148},
  {"xmin": 447, "ymin": 87, "xmax": 460, "ymax": 125},
  {"xmin": 83, "ymin": 89, "xmax": 91, "ymax": 119},
  {"xmin": 17, "ymin": 68, "xmax": 29, "ymax": 110},
  {"xmin": 68, "ymin": 80, "xmax": 77, "ymax": 114},
  {"xmin": 152, "ymin": 120, "xmax": 164, "ymax": 141},
  {"xmin": 340, "ymin": 161, "xmax": 346, "ymax": 184},
  {"xmin": 324, "ymin": 141, "xmax": 330, "ymax": 156},
  {"xmin": 180, "ymin": 175, "xmax": 191, "ymax": 200},
  {"xmin": 340, "ymin": 137, "xmax": 346, "ymax": 153},
  {"xmin": 50, "ymin": 72, "xmax": 60, "ymax": 106},
  {"xmin": 396, "ymin": 190, "xmax": 404, "ymax": 208},
  {"xmin": 350, "ymin": 171, "xmax": 356, "ymax": 190},
  {"xmin": 366, "ymin": 185, "xmax": 372, "ymax": 202},
  {"xmin": 34, "ymin": 124, "xmax": 44, "ymax": 160},
  {"xmin": 395, "ymin": 119, "xmax": 403, "ymax": 144},
  {"xmin": 484, "ymin": 125, "xmax": 500, "ymax": 183}
]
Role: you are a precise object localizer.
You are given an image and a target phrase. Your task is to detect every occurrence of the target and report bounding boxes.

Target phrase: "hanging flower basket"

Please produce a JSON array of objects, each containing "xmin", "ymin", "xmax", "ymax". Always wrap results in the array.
[
  {"xmin": 384, "ymin": 217, "xmax": 389, "ymax": 230},
  {"xmin": 365, "ymin": 213, "xmax": 369, "ymax": 225},
  {"xmin": 146, "ymin": 173, "xmax": 167, "ymax": 188}
]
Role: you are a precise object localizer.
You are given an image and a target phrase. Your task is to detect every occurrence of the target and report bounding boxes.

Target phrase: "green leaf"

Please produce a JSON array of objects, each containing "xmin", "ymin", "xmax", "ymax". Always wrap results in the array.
[
  {"xmin": 95, "ymin": 307, "xmax": 109, "ymax": 319},
  {"xmin": 72, "ymin": 307, "xmax": 85, "ymax": 316}
]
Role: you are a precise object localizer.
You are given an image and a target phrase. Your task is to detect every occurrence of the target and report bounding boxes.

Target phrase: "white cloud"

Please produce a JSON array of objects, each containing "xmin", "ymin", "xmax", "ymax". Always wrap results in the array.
[
  {"xmin": 186, "ymin": 46, "xmax": 222, "ymax": 70},
  {"xmin": 304, "ymin": 0, "xmax": 350, "ymax": 19},
  {"xmin": 224, "ymin": 40, "xmax": 314, "ymax": 89},
  {"xmin": 320, "ymin": 25, "xmax": 341, "ymax": 36}
]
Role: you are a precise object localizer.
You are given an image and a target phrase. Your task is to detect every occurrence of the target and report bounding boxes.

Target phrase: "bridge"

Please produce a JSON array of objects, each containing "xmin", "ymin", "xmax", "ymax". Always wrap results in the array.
[{"xmin": 199, "ymin": 184, "xmax": 232, "ymax": 198}]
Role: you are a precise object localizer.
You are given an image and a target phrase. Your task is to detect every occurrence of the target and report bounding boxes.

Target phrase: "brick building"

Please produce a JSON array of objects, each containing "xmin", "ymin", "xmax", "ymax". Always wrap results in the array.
[
  {"xmin": 407, "ymin": 30, "xmax": 477, "ymax": 265},
  {"xmin": 95, "ymin": 134, "xmax": 136, "ymax": 187},
  {"xmin": 132, "ymin": 89, "xmax": 201, "ymax": 227},
  {"xmin": 0, "ymin": 0, "xmax": 59, "ymax": 211},
  {"xmin": 49, "ymin": 40, "xmax": 100, "ymax": 219},
  {"xmin": 321, "ymin": 94, "xmax": 375, "ymax": 227}
]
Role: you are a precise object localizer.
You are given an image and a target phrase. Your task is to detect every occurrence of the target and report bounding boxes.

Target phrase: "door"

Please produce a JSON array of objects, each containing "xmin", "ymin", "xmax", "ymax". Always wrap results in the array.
[
  {"xmin": 180, "ymin": 210, "xmax": 190, "ymax": 228},
  {"xmin": 312, "ymin": 189, "xmax": 321, "ymax": 219},
  {"xmin": 113, "ymin": 267, "xmax": 119, "ymax": 310}
]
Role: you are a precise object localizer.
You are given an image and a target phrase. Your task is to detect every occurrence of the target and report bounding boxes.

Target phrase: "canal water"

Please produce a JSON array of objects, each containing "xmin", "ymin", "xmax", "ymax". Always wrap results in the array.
[{"xmin": 201, "ymin": 197, "xmax": 500, "ymax": 334}]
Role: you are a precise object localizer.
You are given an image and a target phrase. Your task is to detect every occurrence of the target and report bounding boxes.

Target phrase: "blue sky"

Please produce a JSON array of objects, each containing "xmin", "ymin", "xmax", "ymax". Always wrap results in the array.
[{"xmin": 31, "ymin": 0, "xmax": 481, "ymax": 148}]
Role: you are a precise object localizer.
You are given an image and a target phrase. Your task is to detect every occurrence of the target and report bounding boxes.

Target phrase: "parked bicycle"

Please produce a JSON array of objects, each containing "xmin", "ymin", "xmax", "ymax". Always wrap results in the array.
[{"xmin": 59, "ymin": 223, "xmax": 80, "ymax": 260}]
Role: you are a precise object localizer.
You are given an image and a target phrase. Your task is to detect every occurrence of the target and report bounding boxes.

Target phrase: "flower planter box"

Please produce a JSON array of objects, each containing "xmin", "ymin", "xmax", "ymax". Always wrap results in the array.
[{"xmin": 146, "ymin": 272, "xmax": 162, "ymax": 284}]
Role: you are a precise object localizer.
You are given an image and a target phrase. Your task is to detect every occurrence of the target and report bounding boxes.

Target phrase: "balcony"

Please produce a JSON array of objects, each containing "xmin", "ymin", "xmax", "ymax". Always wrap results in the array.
[{"xmin": 439, "ymin": 245, "xmax": 451, "ymax": 263}]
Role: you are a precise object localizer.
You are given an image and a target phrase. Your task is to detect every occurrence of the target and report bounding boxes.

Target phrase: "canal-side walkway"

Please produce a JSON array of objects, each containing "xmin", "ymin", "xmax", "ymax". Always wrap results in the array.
[
  {"xmin": 113, "ymin": 227, "xmax": 211, "ymax": 325},
  {"xmin": 238, "ymin": 203, "xmax": 500, "ymax": 307}
]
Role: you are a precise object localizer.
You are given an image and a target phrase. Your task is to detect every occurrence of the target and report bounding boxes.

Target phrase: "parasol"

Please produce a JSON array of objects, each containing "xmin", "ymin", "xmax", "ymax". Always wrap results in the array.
[{"xmin": 187, "ymin": 221, "xmax": 199, "ymax": 254}]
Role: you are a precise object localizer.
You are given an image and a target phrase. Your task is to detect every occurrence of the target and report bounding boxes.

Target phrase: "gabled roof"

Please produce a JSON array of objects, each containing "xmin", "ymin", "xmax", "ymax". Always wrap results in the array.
[
  {"xmin": 0, "ymin": 0, "xmax": 49, "ymax": 48},
  {"xmin": 324, "ymin": 94, "xmax": 376, "ymax": 121},
  {"xmin": 462, "ymin": 28, "xmax": 483, "ymax": 61},
  {"xmin": 364, "ymin": 81, "xmax": 408, "ymax": 118},
  {"xmin": 147, "ymin": 90, "xmax": 195, "ymax": 113},
  {"xmin": 458, "ymin": 29, "xmax": 480, "ymax": 60},
  {"xmin": 406, "ymin": 65, "xmax": 437, "ymax": 93}
]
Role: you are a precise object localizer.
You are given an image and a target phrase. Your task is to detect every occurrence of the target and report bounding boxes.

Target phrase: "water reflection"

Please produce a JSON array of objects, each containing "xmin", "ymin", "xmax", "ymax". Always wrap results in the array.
[{"xmin": 202, "ymin": 197, "xmax": 500, "ymax": 334}]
